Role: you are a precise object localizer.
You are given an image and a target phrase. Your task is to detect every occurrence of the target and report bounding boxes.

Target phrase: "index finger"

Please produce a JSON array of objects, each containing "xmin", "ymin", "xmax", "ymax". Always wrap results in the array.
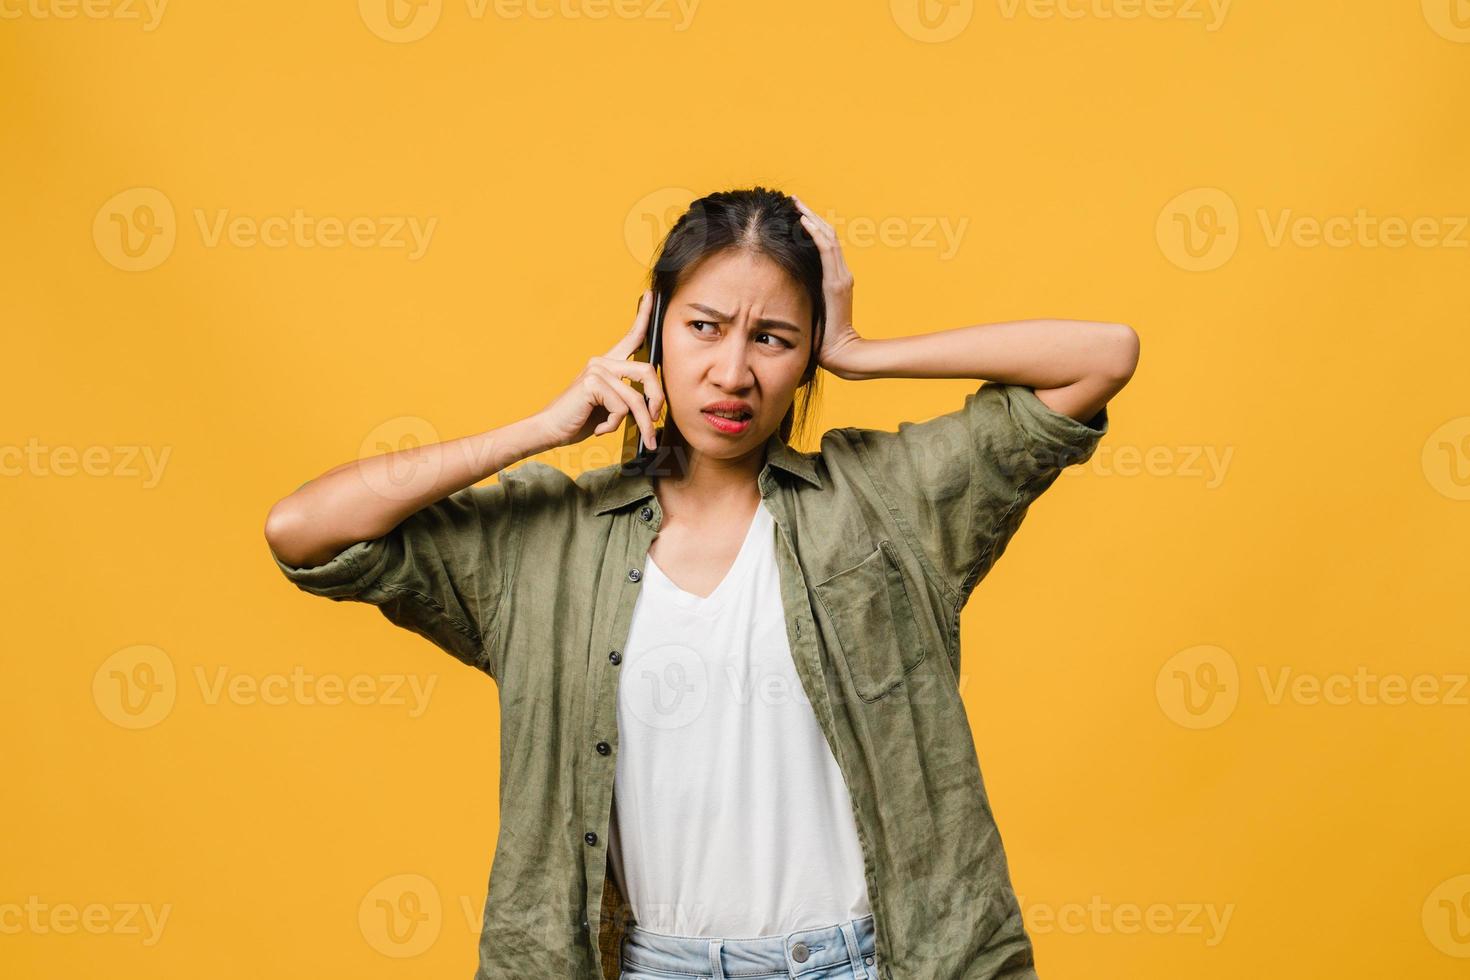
[
  {"xmin": 794, "ymin": 207, "xmax": 847, "ymax": 283},
  {"xmin": 606, "ymin": 289, "xmax": 653, "ymax": 360},
  {"xmin": 792, "ymin": 196, "xmax": 837, "ymax": 241}
]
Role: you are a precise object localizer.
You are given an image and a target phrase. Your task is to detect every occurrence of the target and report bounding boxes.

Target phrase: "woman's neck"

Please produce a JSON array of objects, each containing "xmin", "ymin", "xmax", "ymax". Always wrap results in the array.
[{"xmin": 651, "ymin": 424, "xmax": 765, "ymax": 526}]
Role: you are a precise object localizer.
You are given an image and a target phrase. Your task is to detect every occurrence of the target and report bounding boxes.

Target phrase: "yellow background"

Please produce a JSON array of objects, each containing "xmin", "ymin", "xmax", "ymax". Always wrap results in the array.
[{"xmin": 4, "ymin": 1, "xmax": 1469, "ymax": 977}]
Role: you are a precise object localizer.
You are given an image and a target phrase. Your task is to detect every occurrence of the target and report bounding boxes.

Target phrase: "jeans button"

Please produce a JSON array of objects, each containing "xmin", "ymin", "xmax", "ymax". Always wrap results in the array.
[
  {"xmin": 865, "ymin": 954, "xmax": 874, "ymax": 964},
  {"xmin": 791, "ymin": 941, "xmax": 809, "ymax": 963}
]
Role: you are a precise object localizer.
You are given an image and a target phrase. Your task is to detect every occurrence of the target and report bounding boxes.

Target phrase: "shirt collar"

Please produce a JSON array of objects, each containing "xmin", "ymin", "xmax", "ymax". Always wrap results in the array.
[{"xmin": 593, "ymin": 429, "xmax": 822, "ymax": 515}]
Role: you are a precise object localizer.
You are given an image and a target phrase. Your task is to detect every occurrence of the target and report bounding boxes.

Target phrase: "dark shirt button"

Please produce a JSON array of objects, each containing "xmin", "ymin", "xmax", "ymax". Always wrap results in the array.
[
  {"xmin": 582, "ymin": 918, "xmax": 590, "ymax": 930},
  {"xmin": 596, "ymin": 740, "xmax": 611, "ymax": 755},
  {"xmin": 609, "ymin": 650, "xmax": 622, "ymax": 665},
  {"xmin": 627, "ymin": 568, "xmax": 641, "ymax": 582},
  {"xmin": 584, "ymin": 831, "xmax": 598, "ymax": 846},
  {"xmin": 639, "ymin": 506, "xmax": 653, "ymax": 521}
]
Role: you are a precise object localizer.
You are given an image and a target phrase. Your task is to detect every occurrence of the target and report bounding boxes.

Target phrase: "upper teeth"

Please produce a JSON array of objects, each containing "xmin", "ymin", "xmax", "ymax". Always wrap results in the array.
[{"xmin": 709, "ymin": 410, "xmax": 746, "ymax": 419}]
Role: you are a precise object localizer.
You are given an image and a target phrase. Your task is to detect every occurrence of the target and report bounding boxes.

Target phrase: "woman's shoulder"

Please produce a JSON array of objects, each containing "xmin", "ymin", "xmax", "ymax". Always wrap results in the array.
[
  {"xmin": 497, "ymin": 456, "xmax": 639, "ymax": 515},
  {"xmin": 497, "ymin": 458, "xmax": 581, "ymax": 501}
]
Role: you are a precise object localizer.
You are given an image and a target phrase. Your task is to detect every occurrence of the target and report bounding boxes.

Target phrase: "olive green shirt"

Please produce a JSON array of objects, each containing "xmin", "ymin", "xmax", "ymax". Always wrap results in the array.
[{"xmin": 271, "ymin": 381, "xmax": 1109, "ymax": 979}]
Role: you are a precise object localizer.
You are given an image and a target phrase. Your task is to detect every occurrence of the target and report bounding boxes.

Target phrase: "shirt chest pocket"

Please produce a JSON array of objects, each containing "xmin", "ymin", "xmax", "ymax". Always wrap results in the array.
[{"xmin": 812, "ymin": 540, "xmax": 926, "ymax": 703}]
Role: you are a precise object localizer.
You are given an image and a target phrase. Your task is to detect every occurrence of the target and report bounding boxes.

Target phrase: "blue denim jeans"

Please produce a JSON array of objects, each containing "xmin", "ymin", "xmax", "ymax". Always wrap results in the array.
[{"xmin": 619, "ymin": 913, "xmax": 880, "ymax": 980}]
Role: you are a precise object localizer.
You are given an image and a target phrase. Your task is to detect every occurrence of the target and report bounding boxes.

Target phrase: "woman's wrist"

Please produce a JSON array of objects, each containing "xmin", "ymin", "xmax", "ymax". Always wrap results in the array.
[
  {"xmin": 460, "ymin": 415, "xmax": 561, "ymax": 479},
  {"xmin": 510, "ymin": 412, "xmax": 566, "ymax": 459},
  {"xmin": 825, "ymin": 337, "xmax": 898, "ymax": 382}
]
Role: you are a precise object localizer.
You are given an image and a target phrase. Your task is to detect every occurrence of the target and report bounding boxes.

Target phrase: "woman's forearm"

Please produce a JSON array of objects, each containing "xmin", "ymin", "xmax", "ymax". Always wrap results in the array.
[
  {"xmin": 832, "ymin": 318, "xmax": 1138, "ymax": 422},
  {"xmin": 263, "ymin": 413, "xmax": 557, "ymax": 569},
  {"xmin": 835, "ymin": 318, "xmax": 1136, "ymax": 386}
]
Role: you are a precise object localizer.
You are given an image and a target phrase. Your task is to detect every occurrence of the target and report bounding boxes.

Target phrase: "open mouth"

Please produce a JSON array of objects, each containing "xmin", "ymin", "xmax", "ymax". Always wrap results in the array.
[{"xmin": 701, "ymin": 409, "xmax": 753, "ymax": 433}]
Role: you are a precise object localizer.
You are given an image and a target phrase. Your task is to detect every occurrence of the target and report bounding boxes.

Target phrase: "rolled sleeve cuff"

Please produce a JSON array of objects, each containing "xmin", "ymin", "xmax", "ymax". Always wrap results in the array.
[
  {"xmin": 996, "ymin": 381, "xmax": 1110, "ymax": 470},
  {"xmin": 271, "ymin": 537, "xmax": 393, "ymax": 600}
]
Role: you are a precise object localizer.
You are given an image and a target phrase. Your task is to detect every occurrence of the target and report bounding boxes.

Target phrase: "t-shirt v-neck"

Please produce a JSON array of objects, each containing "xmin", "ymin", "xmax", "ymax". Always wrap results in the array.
[
  {"xmin": 608, "ymin": 491, "xmax": 873, "ymax": 938},
  {"xmin": 643, "ymin": 500, "xmax": 770, "ymax": 613}
]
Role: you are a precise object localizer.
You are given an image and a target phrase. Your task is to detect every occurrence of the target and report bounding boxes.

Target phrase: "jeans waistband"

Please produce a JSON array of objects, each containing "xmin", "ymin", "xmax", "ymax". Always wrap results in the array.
[{"xmin": 621, "ymin": 913, "xmax": 876, "ymax": 978}]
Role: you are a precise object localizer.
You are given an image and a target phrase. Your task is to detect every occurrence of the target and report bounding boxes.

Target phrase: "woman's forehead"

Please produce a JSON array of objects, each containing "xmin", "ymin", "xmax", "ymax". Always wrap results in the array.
[{"xmin": 674, "ymin": 251, "xmax": 811, "ymax": 322}]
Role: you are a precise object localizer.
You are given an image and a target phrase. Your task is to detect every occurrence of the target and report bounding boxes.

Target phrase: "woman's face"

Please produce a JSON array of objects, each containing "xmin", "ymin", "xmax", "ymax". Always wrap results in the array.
[{"xmin": 660, "ymin": 248, "xmax": 813, "ymax": 464}]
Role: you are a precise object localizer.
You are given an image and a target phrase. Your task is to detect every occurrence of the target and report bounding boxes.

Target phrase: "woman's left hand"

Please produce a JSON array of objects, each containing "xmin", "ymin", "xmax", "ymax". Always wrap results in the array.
[{"xmin": 794, "ymin": 196, "xmax": 864, "ymax": 380}]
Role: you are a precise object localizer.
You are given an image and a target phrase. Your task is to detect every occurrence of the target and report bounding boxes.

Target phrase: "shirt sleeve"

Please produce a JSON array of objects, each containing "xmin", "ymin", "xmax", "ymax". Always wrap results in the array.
[
  {"xmin": 835, "ymin": 381, "xmax": 1109, "ymax": 610},
  {"xmin": 269, "ymin": 478, "xmax": 519, "ymax": 679}
]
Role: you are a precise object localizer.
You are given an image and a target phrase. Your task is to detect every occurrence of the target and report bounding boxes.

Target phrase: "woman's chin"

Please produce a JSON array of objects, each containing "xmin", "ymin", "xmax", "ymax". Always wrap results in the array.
[{"xmin": 675, "ymin": 416, "xmax": 768, "ymax": 458}]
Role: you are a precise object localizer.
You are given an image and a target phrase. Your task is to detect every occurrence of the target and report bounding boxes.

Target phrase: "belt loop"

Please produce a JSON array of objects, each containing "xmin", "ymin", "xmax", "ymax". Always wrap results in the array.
[
  {"xmin": 839, "ymin": 918, "xmax": 865, "ymax": 977},
  {"xmin": 707, "ymin": 937, "xmax": 726, "ymax": 979}
]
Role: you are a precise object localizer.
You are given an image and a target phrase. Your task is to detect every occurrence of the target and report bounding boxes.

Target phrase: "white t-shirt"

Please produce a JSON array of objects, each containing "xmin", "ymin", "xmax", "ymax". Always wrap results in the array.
[{"xmin": 606, "ymin": 498, "xmax": 873, "ymax": 938}]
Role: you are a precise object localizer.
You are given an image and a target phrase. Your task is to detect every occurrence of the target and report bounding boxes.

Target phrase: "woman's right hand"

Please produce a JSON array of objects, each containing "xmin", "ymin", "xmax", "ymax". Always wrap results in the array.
[{"xmin": 533, "ymin": 289, "xmax": 667, "ymax": 452}]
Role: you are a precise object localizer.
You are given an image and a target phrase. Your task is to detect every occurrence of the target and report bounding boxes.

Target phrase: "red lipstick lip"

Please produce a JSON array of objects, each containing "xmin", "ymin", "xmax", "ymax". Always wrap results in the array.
[
  {"xmin": 701, "ymin": 400, "xmax": 754, "ymax": 418},
  {"xmin": 702, "ymin": 411, "xmax": 752, "ymax": 435}
]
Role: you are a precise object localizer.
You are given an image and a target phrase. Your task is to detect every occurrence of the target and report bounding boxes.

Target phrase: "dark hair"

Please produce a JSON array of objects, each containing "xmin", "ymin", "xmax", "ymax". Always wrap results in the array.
[{"xmin": 647, "ymin": 186, "xmax": 826, "ymax": 447}]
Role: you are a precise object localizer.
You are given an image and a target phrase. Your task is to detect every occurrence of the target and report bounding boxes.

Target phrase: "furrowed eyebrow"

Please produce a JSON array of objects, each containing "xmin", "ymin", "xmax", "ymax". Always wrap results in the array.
[{"xmin": 687, "ymin": 303, "xmax": 802, "ymax": 334}]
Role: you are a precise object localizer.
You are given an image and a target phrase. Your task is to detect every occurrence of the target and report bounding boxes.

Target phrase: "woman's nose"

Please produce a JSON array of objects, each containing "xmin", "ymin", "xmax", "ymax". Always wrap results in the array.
[{"xmin": 710, "ymin": 336, "xmax": 754, "ymax": 388}]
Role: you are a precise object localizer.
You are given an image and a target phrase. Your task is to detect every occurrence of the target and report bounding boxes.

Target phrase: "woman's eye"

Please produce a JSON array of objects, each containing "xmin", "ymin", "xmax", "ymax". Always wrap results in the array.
[{"xmin": 688, "ymin": 321, "xmax": 788, "ymax": 348}]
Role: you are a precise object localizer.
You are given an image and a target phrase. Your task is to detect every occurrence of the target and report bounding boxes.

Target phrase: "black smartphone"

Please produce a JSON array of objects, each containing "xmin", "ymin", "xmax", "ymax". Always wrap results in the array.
[{"xmin": 620, "ymin": 288, "xmax": 665, "ymax": 470}]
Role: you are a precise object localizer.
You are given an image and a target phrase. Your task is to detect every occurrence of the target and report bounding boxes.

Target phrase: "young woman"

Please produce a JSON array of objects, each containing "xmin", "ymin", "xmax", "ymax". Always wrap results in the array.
[{"xmin": 266, "ymin": 187, "xmax": 1138, "ymax": 980}]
